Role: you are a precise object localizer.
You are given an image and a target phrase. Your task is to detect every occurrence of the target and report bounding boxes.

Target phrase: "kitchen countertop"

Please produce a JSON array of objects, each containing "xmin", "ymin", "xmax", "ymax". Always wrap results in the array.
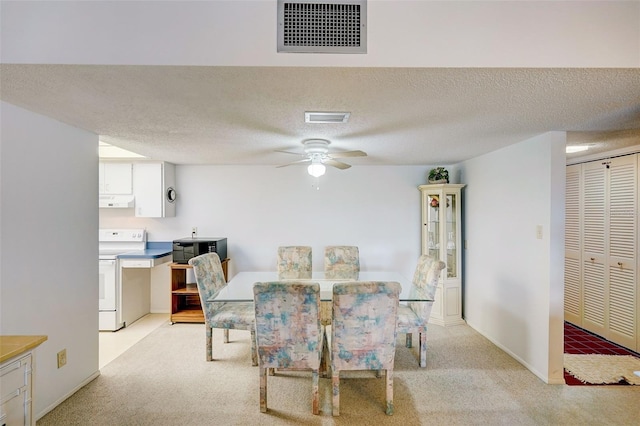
[
  {"xmin": 117, "ymin": 241, "xmax": 172, "ymax": 259},
  {"xmin": 0, "ymin": 335, "xmax": 48, "ymax": 363}
]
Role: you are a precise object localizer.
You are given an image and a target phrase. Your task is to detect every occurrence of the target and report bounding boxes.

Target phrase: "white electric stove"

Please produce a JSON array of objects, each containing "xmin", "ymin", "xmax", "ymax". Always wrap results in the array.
[{"xmin": 99, "ymin": 229, "xmax": 146, "ymax": 331}]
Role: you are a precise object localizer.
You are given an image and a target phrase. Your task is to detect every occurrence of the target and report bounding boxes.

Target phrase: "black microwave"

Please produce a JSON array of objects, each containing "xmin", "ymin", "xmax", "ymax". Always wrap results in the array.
[{"xmin": 172, "ymin": 237, "xmax": 227, "ymax": 264}]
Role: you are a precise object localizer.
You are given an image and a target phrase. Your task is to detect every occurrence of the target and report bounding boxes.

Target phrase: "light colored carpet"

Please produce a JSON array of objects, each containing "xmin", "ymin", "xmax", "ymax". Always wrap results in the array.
[
  {"xmin": 564, "ymin": 354, "xmax": 640, "ymax": 385},
  {"xmin": 38, "ymin": 323, "xmax": 640, "ymax": 425}
]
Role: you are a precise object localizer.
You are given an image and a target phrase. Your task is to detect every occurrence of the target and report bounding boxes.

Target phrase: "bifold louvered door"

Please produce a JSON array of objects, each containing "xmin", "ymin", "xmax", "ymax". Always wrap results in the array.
[
  {"xmin": 607, "ymin": 155, "xmax": 637, "ymax": 350},
  {"xmin": 565, "ymin": 154, "xmax": 639, "ymax": 352},
  {"xmin": 564, "ymin": 164, "xmax": 582, "ymax": 325},
  {"xmin": 581, "ymin": 161, "xmax": 607, "ymax": 336}
]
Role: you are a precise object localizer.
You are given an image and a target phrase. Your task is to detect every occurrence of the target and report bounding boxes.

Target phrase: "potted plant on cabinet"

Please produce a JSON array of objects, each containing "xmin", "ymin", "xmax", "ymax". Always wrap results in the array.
[{"xmin": 428, "ymin": 167, "xmax": 449, "ymax": 184}]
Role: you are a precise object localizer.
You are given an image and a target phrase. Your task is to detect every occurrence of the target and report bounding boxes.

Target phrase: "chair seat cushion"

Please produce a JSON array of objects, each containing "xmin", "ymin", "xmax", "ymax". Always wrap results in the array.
[
  {"xmin": 396, "ymin": 305, "xmax": 426, "ymax": 332},
  {"xmin": 210, "ymin": 301, "xmax": 255, "ymax": 329}
]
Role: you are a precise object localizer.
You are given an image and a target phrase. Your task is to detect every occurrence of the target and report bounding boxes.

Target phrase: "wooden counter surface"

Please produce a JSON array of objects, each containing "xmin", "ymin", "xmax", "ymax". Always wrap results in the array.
[{"xmin": 0, "ymin": 335, "xmax": 48, "ymax": 363}]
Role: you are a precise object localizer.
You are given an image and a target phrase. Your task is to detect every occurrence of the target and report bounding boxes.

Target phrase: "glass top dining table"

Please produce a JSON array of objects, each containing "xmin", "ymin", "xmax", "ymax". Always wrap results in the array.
[{"xmin": 206, "ymin": 271, "xmax": 434, "ymax": 303}]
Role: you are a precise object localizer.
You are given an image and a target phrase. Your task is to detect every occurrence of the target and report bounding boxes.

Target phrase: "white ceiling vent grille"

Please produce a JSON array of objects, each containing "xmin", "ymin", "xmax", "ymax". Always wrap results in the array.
[
  {"xmin": 277, "ymin": 0, "xmax": 367, "ymax": 54},
  {"xmin": 305, "ymin": 111, "xmax": 350, "ymax": 123}
]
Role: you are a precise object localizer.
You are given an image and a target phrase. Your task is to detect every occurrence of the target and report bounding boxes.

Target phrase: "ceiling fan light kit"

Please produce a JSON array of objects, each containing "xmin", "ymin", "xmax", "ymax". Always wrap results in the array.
[
  {"xmin": 276, "ymin": 139, "xmax": 368, "ymax": 177},
  {"xmin": 307, "ymin": 160, "xmax": 326, "ymax": 177}
]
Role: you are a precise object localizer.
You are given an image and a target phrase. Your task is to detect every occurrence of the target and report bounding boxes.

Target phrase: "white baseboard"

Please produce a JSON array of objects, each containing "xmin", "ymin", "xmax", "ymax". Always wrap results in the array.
[
  {"xmin": 465, "ymin": 320, "xmax": 564, "ymax": 385},
  {"xmin": 36, "ymin": 371, "xmax": 101, "ymax": 421}
]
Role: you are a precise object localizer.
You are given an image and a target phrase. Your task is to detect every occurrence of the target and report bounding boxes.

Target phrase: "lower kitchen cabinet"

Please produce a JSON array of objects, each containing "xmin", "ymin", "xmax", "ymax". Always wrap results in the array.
[
  {"xmin": 170, "ymin": 260, "xmax": 229, "ymax": 324},
  {"xmin": 0, "ymin": 335, "xmax": 47, "ymax": 426}
]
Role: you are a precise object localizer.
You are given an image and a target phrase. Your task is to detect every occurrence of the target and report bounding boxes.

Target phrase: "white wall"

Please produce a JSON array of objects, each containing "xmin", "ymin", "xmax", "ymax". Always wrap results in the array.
[
  {"xmin": 459, "ymin": 132, "xmax": 566, "ymax": 384},
  {"xmin": 100, "ymin": 165, "xmax": 434, "ymax": 280},
  {"xmin": 0, "ymin": 102, "xmax": 99, "ymax": 417},
  {"xmin": 2, "ymin": 1, "xmax": 638, "ymax": 67},
  {"xmin": 103, "ymin": 164, "xmax": 459, "ymax": 315},
  {"xmin": 2, "ymin": 0, "xmax": 634, "ymax": 413}
]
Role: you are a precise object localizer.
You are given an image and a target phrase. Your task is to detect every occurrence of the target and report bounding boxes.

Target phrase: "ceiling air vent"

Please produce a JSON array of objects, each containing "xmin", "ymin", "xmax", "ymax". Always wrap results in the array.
[
  {"xmin": 277, "ymin": 0, "xmax": 367, "ymax": 54},
  {"xmin": 305, "ymin": 111, "xmax": 351, "ymax": 123}
]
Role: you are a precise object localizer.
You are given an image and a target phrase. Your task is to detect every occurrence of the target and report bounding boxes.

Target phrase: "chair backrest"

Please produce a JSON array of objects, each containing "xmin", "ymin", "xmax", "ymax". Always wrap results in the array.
[
  {"xmin": 412, "ymin": 255, "xmax": 446, "ymax": 291},
  {"xmin": 277, "ymin": 246, "xmax": 312, "ymax": 279},
  {"xmin": 408, "ymin": 255, "xmax": 446, "ymax": 319},
  {"xmin": 324, "ymin": 246, "xmax": 360, "ymax": 279},
  {"xmin": 188, "ymin": 252, "xmax": 227, "ymax": 319},
  {"xmin": 331, "ymin": 281, "xmax": 400, "ymax": 371},
  {"xmin": 253, "ymin": 281, "xmax": 322, "ymax": 369}
]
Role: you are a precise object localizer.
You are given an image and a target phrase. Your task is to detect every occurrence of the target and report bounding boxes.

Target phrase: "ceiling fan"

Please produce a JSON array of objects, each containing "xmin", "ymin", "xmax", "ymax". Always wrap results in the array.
[{"xmin": 276, "ymin": 139, "xmax": 367, "ymax": 177}]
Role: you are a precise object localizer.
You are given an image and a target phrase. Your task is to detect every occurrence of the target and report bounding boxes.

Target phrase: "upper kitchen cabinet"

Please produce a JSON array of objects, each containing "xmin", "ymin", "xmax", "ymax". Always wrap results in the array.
[
  {"xmin": 133, "ymin": 162, "xmax": 176, "ymax": 218},
  {"xmin": 99, "ymin": 162, "xmax": 133, "ymax": 194}
]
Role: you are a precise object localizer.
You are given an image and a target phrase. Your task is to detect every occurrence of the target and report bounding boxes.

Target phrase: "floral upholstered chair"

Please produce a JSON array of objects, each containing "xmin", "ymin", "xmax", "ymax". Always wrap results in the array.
[
  {"xmin": 277, "ymin": 246, "xmax": 312, "ymax": 279},
  {"xmin": 189, "ymin": 253, "xmax": 257, "ymax": 366},
  {"xmin": 330, "ymin": 281, "xmax": 400, "ymax": 416},
  {"xmin": 253, "ymin": 282, "xmax": 323, "ymax": 414},
  {"xmin": 324, "ymin": 246, "xmax": 360, "ymax": 279},
  {"xmin": 396, "ymin": 255, "xmax": 446, "ymax": 368}
]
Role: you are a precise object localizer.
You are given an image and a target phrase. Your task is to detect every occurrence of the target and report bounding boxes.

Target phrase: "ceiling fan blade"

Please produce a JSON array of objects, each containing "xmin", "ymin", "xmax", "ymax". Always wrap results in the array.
[
  {"xmin": 275, "ymin": 149, "xmax": 303, "ymax": 156},
  {"xmin": 324, "ymin": 159, "xmax": 352, "ymax": 170},
  {"xmin": 276, "ymin": 158, "xmax": 311, "ymax": 168},
  {"xmin": 328, "ymin": 150, "xmax": 367, "ymax": 159}
]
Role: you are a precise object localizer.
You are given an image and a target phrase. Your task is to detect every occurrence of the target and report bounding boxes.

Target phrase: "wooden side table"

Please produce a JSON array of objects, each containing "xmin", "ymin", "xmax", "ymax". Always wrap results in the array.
[{"xmin": 170, "ymin": 258, "xmax": 229, "ymax": 324}]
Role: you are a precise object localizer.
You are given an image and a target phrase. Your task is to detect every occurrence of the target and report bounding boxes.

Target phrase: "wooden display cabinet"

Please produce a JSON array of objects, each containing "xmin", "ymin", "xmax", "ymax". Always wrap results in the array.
[{"xmin": 170, "ymin": 259, "xmax": 229, "ymax": 324}]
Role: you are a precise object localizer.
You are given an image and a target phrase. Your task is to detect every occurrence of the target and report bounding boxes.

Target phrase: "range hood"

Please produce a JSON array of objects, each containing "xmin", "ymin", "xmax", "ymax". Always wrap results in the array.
[{"xmin": 99, "ymin": 195, "xmax": 135, "ymax": 208}]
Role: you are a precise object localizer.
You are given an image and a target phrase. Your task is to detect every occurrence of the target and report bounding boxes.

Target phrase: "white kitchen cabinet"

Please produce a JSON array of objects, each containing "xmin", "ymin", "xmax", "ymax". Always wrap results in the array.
[
  {"xmin": 419, "ymin": 183, "xmax": 466, "ymax": 327},
  {"xmin": 1, "ymin": 354, "xmax": 31, "ymax": 425},
  {"xmin": 120, "ymin": 255, "xmax": 172, "ymax": 269},
  {"xmin": 133, "ymin": 162, "xmax": 176, "ymax": 218},
  {"xmin": 0, "ymin": 336, "xmax": 47, "ymax": 426},
  {"xmin": 99, "ymin": 162, "xmax": 133, "ymax": 194},
  {"xmin": 565, "ymin": 154, "xmax": 638, "ymax": 352}
]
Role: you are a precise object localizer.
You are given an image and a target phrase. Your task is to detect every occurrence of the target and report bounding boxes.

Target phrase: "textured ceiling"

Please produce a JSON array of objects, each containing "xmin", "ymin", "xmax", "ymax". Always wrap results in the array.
[{"xmin": 1, "ymin": 65, "xmax": 639, "ymax": 165}]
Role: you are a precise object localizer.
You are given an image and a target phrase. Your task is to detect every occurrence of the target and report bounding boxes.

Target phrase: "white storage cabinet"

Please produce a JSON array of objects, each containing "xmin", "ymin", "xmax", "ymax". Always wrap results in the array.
[
  {"xmin": 133, "ymin": 162, "xmax": 176, "ymax": 218},
  {"xmin": 419, "ymin": 183, "xmax": 466, "ymax": 326},
  {"xmin": 99, "ymin": 162, "xmax": 132, "ymax": 194},
  {"xmin": 1, "ymin": 353, "xmax": 33, "ymax": 425}
]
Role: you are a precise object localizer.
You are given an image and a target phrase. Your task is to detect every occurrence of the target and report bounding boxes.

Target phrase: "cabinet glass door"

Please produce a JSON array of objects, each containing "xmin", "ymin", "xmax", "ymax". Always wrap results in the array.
[
  {"xmin": 427, "ymin": 193, "xmax": 441, "ymax": 259},
  {"xmin": 445, "ymin": 193, "xmax": 457, "ymax": 278}
]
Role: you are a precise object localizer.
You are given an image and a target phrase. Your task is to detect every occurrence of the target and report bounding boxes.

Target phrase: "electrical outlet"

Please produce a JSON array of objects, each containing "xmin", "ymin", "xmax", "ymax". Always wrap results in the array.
[
  {"xmin": 191, "ymin": 227, "xmax": 197, "ymax": 237},
  {"xmin": 57, "ymin": 349, "xmax": 67, "ymax": 368}
]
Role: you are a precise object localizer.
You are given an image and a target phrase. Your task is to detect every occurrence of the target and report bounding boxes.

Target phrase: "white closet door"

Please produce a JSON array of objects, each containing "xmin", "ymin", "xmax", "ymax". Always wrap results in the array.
[
  {"xmin": 581, "ymin": 161, "xmax": 607, "ymax": 336},
  {"xmin": 569, "ymin": 154, "xmax": 639, "ymax": 352},
  {"xmin": 564, "ymin": 164, "xmax": 582, "ymax": 325},
  {"xmin": 607, "ymin": 155, "xmax": 637, "ymax": 348}
]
